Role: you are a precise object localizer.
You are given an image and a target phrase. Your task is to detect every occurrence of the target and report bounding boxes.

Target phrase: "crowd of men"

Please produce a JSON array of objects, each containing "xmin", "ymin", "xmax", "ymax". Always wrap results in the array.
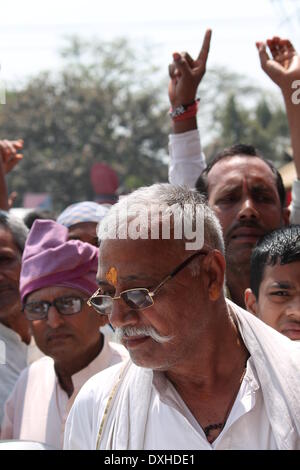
[{"xmin": 0, "ymin": 30, "xmax": 300, "ymax": 450}]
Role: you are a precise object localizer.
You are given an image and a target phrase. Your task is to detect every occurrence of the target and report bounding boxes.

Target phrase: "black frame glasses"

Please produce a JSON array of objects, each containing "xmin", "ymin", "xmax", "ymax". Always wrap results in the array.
[
  {"xmin": 23, "ymin": 295, "xmax": 88, "ymax": 321},
  {"xmin": 87, "ymin": 247, "xmax": 211, "ymax": 316}
]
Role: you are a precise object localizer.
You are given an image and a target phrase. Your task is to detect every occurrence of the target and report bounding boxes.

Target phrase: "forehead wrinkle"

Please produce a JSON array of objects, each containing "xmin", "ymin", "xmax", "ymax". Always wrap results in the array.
[
  {"xmin": 119, "ymin": 274, "xmax": 155, "ymax": 282},
  {"xmin": 218, "ymin": 174, "xmax": 275, "ymax": 189},
  {"xmin": 208, "ymin": 157, "xmax": 277, "ymax": 186},
  {"xmin": 97, "ymin": 274, "xmax": 155, "ymax": 286},
  {"xmin": 211, "ymin": 175, "xmax": 278, "ymax": 203}
]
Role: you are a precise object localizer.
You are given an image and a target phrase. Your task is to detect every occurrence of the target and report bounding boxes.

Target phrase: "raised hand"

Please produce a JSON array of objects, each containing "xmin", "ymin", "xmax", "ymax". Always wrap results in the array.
[
  {"xmin": 256, "ymin": 37, "xmax": 300, "ymax": 92},
  {"xmin": 0, "ymin": 139, "xmax": 24, "ymax": 173},
  {"xmin": 168, "ymin": 29, "xmax": 212, "ymax": 108}
]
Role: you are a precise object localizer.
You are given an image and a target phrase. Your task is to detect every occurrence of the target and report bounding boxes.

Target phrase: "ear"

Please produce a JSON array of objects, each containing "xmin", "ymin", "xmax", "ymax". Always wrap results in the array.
[
  {"xmin": 282, "ymin": 207, "xmax": 290, "ymax": 226},
  {"xmin": 244, "ymin": 288, "xmax": 258, "ymax": 316},
  {"xmin": 203, "ymin": 250, "xmax": 226, "ymax": 302}
]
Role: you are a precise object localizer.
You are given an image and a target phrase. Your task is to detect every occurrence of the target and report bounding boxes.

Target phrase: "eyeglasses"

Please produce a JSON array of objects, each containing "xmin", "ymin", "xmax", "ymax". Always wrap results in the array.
[
  {"xmin": 87, "ymin": 248, "xmax": 210, "ymax": 316},
  {"xmin": 23, "ymin": 296, "xmax": 88, "ymax": 321}
]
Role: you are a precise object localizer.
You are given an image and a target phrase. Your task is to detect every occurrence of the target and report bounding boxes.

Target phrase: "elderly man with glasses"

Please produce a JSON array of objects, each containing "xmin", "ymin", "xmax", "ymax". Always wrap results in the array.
[
  {"xmin": 64, "ymin": 184, "xmax": 300, "ymax": 450},
  {"xmin": 0, "ymin": 220, "xmax": 127, "ymax": 448}
]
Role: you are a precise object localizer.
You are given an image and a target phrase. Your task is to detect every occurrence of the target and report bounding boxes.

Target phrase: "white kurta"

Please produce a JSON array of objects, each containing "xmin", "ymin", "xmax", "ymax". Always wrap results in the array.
[
  {"xmin": 0, "ymin": 322, "xmax": 43, "ymax": 427},
  {"xmin": 64, "ymin": 358, "xmax": 277, "ymax": 450},
  {"xmin": 1, "ymin": 336, "xmax": 128, "ymax": 449},
  {"xmin": 63, "ymin": 302, "xmax": 300, "ymax": 450}
]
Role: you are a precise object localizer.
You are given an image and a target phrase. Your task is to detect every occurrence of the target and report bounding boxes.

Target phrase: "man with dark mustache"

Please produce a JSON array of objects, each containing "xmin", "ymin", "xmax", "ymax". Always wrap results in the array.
[
  {"xmin": 193, "ymin": 143, "xmax": 289, "ymax": 307},
  {"xmin": 168, "ymin": 31, "xmax": 298, "ymax": 308}
]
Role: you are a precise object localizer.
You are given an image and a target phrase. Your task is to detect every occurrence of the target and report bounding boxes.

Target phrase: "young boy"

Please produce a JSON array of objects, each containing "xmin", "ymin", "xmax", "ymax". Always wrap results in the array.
[{"xmin": 245, "ymin": 225, "xmax": 300, "ymax": 341}]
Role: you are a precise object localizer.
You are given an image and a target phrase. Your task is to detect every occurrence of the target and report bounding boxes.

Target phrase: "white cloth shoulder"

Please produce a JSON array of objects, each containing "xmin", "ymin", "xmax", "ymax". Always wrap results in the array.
[
  {"xmin": 64, "ymin": 302, "xmax": 300, "ymax": 450},
  {"xmin": 228, "ymin": 300, "xmax": 300, "ymax": 449}
]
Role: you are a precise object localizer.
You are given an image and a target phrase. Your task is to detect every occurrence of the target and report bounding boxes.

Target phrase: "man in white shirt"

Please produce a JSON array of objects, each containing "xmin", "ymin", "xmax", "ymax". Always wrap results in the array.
[
  {"xmin": 0, "ymin": 211, "xmax": 40, "ymax": 427},
  {"xmin": 168, "ymin": 32, "xmax": 300, "ymax": 309},
  {"xmin": 1, "ymin": 220, "xmax": 128, "ymax": 448},
  {"xmin": 64, "ymin": 184, "xmax": 300, "ymax": 450}
]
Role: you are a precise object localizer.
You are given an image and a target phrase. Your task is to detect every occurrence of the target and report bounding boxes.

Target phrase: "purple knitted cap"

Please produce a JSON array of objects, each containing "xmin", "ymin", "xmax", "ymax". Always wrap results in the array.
[{"xmin": 20, "ymin": 219, "xmax": 99, "ymax": 303}]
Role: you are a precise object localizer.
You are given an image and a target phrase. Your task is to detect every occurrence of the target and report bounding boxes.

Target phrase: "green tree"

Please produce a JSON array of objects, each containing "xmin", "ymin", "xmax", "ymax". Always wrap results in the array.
[
  {"xmin": 218, "ymin": 94, "xmax": 250, "ymax": 146},
  {"xmin": 0, "ymin": 38, "xmax": 169, "ymax": 211},
  {"xmin": 198, "ymin": 66, "xmax": 290, "ymax": 166},
  {"xmin": 0, "ymin": 48, "xmax": 292, "ymax": 211}
]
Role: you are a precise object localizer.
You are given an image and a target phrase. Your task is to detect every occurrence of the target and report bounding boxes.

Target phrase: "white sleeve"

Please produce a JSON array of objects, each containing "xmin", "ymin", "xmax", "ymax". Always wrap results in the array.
[
  {"xmin": 64, "ymin": 383, "xmax": 95, "ymax": 450},
  {"xmin": 290, "ymin": 180, "xmax": 300, "ymax": 224},
  {"xmin": 0, "ymin": 393, "xmax": 14, "ymax": 439},
  {"xmin": 0, "ymin": 368, "xmax": 28, "ymax": 440},
  {"xmin": 168, "ymin": 129, "xmax": 207, "ymax": 188}
]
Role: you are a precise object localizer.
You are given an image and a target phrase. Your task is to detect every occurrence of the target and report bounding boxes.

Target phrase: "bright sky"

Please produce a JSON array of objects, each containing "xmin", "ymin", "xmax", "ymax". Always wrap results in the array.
[{"xmin": 0, "ymin": 0, "xmax": 300, "ymax": 92}]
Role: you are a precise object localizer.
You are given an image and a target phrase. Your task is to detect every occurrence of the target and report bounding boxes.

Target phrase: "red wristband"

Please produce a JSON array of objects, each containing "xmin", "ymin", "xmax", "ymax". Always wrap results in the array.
[{"xmin": 169, "ymin": 99, "xmax": 199, "ymax": 122}]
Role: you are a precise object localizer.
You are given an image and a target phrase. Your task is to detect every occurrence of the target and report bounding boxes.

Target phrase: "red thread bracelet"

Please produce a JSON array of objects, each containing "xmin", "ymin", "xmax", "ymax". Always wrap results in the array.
[{"xmin": 170, "ymin": 99, "xmax": 199, "ymax": 122}]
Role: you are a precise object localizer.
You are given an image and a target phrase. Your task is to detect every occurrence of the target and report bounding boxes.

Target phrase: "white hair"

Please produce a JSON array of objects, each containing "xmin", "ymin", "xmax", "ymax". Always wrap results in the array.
[
  {"xmin": 97, "ymin": 184, "xmax": 225, "ymax": 276},
  {"xmin": 115, "ymin": 326, "xmax": 173, "ymax": 344}
]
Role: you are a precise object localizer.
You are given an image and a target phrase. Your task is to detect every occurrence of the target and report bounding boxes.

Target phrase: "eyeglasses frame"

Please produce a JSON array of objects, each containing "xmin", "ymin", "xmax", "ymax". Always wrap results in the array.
[
  {"xmin": 87, "ymin": 247, "xmax": 211, "ymax": 315},
  {"xmin": 23, "ymin": 295, "xmax": 89, "ymax": 320}
]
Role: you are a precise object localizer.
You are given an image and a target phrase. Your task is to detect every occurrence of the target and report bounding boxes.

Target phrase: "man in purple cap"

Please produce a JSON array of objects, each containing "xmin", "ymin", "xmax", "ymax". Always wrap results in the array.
[{"xmin": 0, "ymin": 220, "xmax": 128, "ymax": 449}]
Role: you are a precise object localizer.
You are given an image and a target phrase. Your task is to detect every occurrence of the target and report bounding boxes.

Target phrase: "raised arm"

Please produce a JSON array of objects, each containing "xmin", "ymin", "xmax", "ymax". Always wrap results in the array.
[
  {"xmin": 256, "ymin": 37, "xmax": 300, "ymax": 169},
  {"xmin": 168, "ymin": 29, "xmax": 211, "ymax": 134},
  {"xmin": 0, "ymin": 139, "xmax": 23, "ymax": 210},
  {"xmin": 168, "ymin": 30, "xmax": 211, "ymax": 187},
  {"xmin": 256, "ymin": 37, "xmax": 300, "ymax": 223}
]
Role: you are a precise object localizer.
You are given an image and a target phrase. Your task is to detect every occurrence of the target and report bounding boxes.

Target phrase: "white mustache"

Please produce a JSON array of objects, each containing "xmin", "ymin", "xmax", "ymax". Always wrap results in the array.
[{"xmin": 115, "ymin": 326, "xmax": 172, "ymax": 344}]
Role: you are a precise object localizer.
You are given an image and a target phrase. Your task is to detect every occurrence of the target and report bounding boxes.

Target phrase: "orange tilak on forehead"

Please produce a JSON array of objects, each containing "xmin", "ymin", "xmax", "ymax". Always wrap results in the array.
[{"xmin": 106, "ymin": 267, "xmax": 118, "ymax": 286}]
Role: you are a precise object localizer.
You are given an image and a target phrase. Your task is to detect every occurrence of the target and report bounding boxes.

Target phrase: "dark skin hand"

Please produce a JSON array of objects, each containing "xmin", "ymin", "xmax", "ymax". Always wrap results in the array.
[
  {"xmin": 256, "ymin": 36, "xmax": 300, "ymax": 179},
  {"xmin": 0, "ymin": 139, "xmax": 23, "ymax": 210},
  {"xmin": 168, "ymin": 29, "xmax": 212, "ymax": 134},
  {"xmin": 0, "ymin": 139, "xmax": 23, "ymax": 173}
]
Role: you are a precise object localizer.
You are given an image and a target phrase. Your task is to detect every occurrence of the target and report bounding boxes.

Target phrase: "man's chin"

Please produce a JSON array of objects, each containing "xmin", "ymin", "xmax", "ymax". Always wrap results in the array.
[{"xmin": 226, "ymin": 242, "xmax": 254, "ymax": 265}]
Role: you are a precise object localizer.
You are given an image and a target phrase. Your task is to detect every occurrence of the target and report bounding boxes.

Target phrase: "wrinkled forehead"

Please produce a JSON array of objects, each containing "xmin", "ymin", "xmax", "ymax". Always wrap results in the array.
[
  {"xmin": 207, "ymin": 156, "xmax": 278, "ymax": 190},
  {"xmin": 98, "ymin": 238, "xmax": 183, "ymax": 282}
]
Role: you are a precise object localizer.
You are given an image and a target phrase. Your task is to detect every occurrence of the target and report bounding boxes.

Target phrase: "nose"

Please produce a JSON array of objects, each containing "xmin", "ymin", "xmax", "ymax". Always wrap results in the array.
[
  {"xmin": 109, "ymin": 298, "xmax": 139, "ymax": 329},
  {"xmin": 238, "ymin": 197, "xmax": 259, "ymax": 220},
  {"xmin": 46, "ymin": 305, "xmax": 65, "ymax": 329},
  {"xmin": 285, "ymin": 298, "xmax": 300, "ymax": 318}
]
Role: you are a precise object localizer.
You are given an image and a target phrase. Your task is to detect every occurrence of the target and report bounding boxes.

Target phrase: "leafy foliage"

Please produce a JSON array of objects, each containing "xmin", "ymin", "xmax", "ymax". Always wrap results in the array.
[
  {"xmin": 199, "ymin": 66, "xmax": 290, "ymax": 165},
  {"xmin": 0, "ymin": 38, "xmax": 169, "ymax": 211}
]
